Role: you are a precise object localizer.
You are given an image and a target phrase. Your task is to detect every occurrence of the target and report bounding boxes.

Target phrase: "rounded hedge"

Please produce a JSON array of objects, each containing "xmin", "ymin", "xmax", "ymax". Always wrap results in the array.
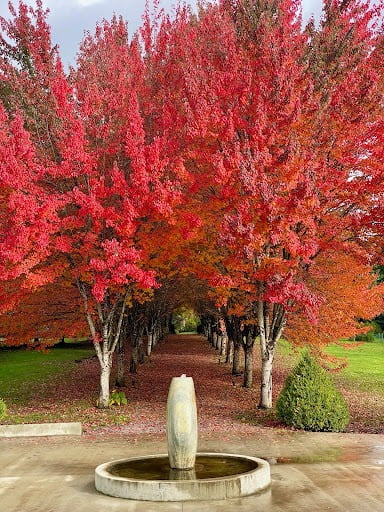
[
  {"xmin": 0, "ymin": 398, "xmax": 7, "ymax": 421},
  {"xmin": 276, "ymin": 351, "xmax": 349, "ymax": 432}
]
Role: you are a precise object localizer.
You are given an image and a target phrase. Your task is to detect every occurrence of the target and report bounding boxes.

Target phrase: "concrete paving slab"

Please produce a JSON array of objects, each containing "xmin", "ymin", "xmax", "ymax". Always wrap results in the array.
[{"xmin": 0, "ymin": 431, "xmax": 383, "ymax": 511}]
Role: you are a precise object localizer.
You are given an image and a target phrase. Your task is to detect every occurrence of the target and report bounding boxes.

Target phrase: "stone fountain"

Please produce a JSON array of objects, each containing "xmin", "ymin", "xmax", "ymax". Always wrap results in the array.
[{"xmin": 95, "ymin": 375, "xmax": 270, "ymax": 501}]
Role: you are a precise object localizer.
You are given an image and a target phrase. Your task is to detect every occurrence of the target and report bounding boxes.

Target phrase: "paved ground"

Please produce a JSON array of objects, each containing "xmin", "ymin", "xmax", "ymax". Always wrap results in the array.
[{"xmin": 1, "ymin": 430, "xmax": 383, "ymax": 511}]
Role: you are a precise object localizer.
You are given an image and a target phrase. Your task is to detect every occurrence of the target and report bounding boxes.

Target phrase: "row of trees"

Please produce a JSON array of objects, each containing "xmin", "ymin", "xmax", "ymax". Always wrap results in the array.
[{"xmin": 1, "ymin": 0, "xmax": 384, "ymax": 408}]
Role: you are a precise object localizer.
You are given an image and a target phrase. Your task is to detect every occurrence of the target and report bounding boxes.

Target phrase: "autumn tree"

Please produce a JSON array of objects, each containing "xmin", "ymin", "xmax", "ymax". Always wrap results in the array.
[
  {"xmin": 163, "ymin": 0, "xmax": 384, "ymax": 408},
  {"xmin": 0, "ymin": 278, "xmax": 88, "ymax": 347},
  {"xmin": 0, "ymin": 3, "xmax": 183, "ymax": 407},
  {"xmin": 285, "ymin": 252, "xmax": 384, "ymax": 355}
]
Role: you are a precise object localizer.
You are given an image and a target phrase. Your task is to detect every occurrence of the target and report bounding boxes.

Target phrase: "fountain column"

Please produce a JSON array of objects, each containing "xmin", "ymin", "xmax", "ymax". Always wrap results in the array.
[{"xmin": 166, "ymin": 374, "xmax": 198, "ymax": 470}]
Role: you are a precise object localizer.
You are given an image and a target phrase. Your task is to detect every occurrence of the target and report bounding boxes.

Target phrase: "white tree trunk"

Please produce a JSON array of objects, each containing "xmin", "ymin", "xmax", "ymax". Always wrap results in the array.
[
  {"xmin": 259, "ymin": 352, "xmax": 274, "ymax": 409},
  {"xmin": 220, "ymin": 335, "xmax": 227, "ymax": 357},
  {"xmin": 99, "ymin": 360, "xmax": 111, "ymax": 408},
  {"xmin": 78, "ymin": 285, "xmax": 128, "ymax": 409},
  {"xmin": 217, "ymin": 334, "xmax": 222, "ymax": 353},
  {"xmin": 147, "ymin": 333, "xmax": 153, "ymax": 356},
  {"xmin": 226, "ymin": 336, "xmax": 234, "ymax": 364},
  {"xmin": 258, "ymin": 297, "xmax": 286, "ymax": 408}
]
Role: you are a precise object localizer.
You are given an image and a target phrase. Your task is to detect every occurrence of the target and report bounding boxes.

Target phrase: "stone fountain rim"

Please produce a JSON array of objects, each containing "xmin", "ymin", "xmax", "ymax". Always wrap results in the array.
[
  {"xmin": 96, "ymin": 452, "xmax": 267, "ymax": 483},
  {"xmin": 95, "ymin": 451, "xmax": 271, "ymax": 501}
]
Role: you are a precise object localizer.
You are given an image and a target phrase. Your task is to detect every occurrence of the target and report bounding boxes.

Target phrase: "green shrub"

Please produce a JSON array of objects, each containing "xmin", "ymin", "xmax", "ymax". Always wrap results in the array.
[
  {"xmin": 354, "ymin": 330, "xmax": 375, "ymax": 342},
  {"xmin": 352, "ymin": 321, "xmax": 382, "ymax": 342},
  {"xmin": 109, "ymin": 390, "xmax": 128, "ymax": 407},
  {"xmin": 276, "ymin": 351, "xmax": 349, "ymax": 432},
  {"xmin": 0, "ymin": 398, "xmax": 7, "ymax": 420}
]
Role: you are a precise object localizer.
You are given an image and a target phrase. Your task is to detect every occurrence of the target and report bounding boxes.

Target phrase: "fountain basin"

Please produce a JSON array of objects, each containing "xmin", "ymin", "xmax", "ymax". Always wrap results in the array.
[{"xmin": 95, "ymin": 452, "xmax": 270, "ymax": 501}]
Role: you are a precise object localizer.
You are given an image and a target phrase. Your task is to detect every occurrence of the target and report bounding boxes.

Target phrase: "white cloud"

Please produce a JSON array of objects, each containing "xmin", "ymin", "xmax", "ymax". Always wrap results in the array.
[
  {"xmin": 76, "ymin": 0, "xmax": 105, "ymax": 7},
  {"xmin": 42, "ymin": 0, "xmax": 106, "ymax": 14},
  {"xmin": 0, "ymin": 0, "xmax": 107, "ymax": 15},
  {"xmin": 302, "ymin": 0, "xmax": 323, "ymax": 19}
]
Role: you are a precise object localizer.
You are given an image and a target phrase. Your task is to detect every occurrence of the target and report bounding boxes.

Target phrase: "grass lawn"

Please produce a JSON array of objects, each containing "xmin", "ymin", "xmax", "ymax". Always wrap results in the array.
[
  {"xmin": 0, "ymin": 342, "xmax": 133, "ymax": 427},
  {"xmin": 275, "ymin": 337, "xmax": 384, "ymax": 396},
  {"xmin": 0, "ymin": 342, "xmax": 94, "ymax": 405},
  {"xmin": 326, "ymin": 338, "xmax": 384, "ymax": 395}
]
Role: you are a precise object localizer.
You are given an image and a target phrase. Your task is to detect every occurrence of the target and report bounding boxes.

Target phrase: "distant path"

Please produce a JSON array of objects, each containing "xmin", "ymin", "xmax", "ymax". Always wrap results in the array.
[{"xmin": 100, "ymin": 334, "xmax": 261, "ymax": 436}]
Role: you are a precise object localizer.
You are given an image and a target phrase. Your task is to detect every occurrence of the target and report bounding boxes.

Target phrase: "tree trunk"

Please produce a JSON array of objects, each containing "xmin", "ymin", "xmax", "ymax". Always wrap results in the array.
[
  {"xmin": 147, "ymin": 332, "xmax": 153, "ymax": 356},
  {"xmin": 153, "ymin": 327, "xmax": 159, "ymax": 348},
  {"xmin": 217, "ymin": 333, "xmax": 222, "ymax": 353},
  {"xmin": 226, "ymin": 336, "xmax": 234, "ymax": 364},
  {"xmin": 155, "ymin": 325, "xmax": 161, "ymax": 344},
  {"xmin": 257, "ymin": 298, "xmax": 285, "ymax": 409},
  {"xmin": 138, "ymin": 335, "xmax": 145, "ymax": 363},
  {"xmin": 220, "ymin": 335, "xmax": 227, "ymax": 357},
  {"xmin": 242, "ymin": 328, "xmax": 256, "ymax": 388},
  {"xmin": 230, "ymin": 316, "xmax": 244, "ymax": 375},
  {"xmin": 213, "ymin": 331, "xmax": 218, "ymax": 349},
  {"xmin": 207, "ymin": 321, "xmax": 213, "ymax": 345},
  {"xmin": 99, "ymin": 360, "xmax": 111, "ymax": 408},
  {"xmin": 163, "ymin": 317, "xmax": 170, "ymax": 337},
  {"xmin": 243, "ymin": 345, "xmax": 254, "ymax": 388},
  {"xmin": 78, "ymin": 284, "xmax": 128, "ymax": 409},
  {"xmin": 115, "ymin": 335, "xmax": 125, "ymax": 387},
  {"xmin": 130, "ymin": 339, "xmax": 139, "ymax": 374},
  {"xmin": 232, "ymin": 342, "xmax": 242, "ymax": 375},
  {"xmin": 259, "ymin": 347, "xmax": 274, "ymax": 408},
  {"xmin": 223, "ymin": 316, "xmax": 234, "ymax": 365}
]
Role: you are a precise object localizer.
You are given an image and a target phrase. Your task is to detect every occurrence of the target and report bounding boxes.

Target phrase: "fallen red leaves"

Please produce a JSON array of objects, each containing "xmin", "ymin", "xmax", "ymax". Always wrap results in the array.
[{"xmin": 5, "ymin": 335, "xmax": 383, "ymax": 436}]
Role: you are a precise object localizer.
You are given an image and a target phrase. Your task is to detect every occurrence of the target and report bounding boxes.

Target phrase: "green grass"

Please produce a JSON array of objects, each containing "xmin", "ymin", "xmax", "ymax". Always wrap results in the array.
[
  {"xmin": 0, "ymin": 343, "xmax": 94, "ymax": 405},
  {"xmin": 326, "ymin": 338, "xmax": 384, "ymax": 394},
  {"xmin": 278, "ymin": 337, "xmax": 384, "ymax": 395},
  {"xmin": 0, "ymin": 342, "xmax": 134, "ymax": 427},
  {"xmin": 277, "ymin": 338, "xmax": 297, "ymax": 357}
]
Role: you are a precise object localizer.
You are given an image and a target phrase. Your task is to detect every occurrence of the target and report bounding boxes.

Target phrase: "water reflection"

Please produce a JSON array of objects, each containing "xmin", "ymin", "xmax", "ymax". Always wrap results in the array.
[{"xmin": 109, "ymin": 454, "xmax": 258, "ymax": 481}]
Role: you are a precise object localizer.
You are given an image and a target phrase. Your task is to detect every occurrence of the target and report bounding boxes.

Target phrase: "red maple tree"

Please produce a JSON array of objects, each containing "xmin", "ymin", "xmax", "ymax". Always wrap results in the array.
[{"xmin": 0, "ymin": 2, "xmax": 182, "ymax": 407}]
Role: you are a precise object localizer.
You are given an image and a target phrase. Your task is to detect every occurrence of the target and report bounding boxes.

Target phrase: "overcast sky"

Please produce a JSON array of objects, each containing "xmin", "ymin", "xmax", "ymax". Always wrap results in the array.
[{"xmin": 0, "ymin": 0, "xmax": 323, "ymax": 67}]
